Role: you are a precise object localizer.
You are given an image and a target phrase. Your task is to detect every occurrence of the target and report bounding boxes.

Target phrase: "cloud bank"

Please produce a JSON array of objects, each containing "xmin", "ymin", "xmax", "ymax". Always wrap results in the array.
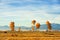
[{"xmin": 0, "ymin": 0, "xmax": 60, "ymax": 26}]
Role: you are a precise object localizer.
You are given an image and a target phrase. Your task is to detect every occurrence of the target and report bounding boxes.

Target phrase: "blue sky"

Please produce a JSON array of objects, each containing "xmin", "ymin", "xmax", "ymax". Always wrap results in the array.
[{"xmin": 0, "ymin": 0, "xmax": 60, "ymax": 27}]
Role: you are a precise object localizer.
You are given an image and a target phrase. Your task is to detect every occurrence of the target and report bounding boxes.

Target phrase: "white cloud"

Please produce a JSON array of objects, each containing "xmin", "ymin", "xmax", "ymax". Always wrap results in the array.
[
  {"xmin": 54, "ymin": 15, "xmax": 60, "ymax": 24},
  {"xmin": 0, "ymin": 0, "xmax": 60, "ymax": 26}
]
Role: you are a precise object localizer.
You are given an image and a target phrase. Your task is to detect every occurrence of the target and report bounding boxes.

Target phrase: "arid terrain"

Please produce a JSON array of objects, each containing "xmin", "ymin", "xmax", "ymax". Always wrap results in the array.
[{"xmin": 0, "ymin": 31, "xmax": 60, "ymax": 40}]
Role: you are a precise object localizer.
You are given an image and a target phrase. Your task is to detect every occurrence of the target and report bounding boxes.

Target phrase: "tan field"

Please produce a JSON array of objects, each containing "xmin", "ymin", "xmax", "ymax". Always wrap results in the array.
[{"xmin": 0, "ymin": 31, "xmax": 60, "ymax": 40}]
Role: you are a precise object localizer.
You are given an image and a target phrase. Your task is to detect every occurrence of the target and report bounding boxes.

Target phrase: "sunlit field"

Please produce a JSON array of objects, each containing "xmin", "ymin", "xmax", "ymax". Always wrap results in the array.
[{"xmin": 0, "ymin": 31, "xmax": 60, "ymax": 40}]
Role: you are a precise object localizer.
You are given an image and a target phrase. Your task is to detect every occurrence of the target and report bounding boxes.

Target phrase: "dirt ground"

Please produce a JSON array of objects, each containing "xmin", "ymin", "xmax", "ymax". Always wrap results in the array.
[{"xmin": 0, "ymin": 31, "xmax": 60, "ymax": 40}]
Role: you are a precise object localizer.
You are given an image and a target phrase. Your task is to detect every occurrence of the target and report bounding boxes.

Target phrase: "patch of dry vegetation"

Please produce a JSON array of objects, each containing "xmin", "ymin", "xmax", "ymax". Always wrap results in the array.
[{"xmin": 0, "ymin": 31, "xmax": 60, "ymax": 40}]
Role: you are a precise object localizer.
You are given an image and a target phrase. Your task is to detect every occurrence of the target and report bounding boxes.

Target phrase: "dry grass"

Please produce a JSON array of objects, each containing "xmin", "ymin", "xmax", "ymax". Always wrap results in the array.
[{"xmin": 0, "ymin": 31, "xmax": 60, "ymax": 40}]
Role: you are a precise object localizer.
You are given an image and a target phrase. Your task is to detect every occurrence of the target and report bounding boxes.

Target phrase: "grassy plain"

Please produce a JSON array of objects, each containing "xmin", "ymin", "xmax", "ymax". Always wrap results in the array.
[{"xmin": 0, "ymin": 31, "xmax": 60, "ymax": 40}]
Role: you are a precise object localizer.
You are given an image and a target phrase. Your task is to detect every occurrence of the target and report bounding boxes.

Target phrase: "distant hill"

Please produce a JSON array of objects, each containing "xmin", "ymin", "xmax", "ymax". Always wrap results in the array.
[
  {"xmin": 40, "ymin": 23, "xmax": 60, "ymax": 30},
  {"xmin": 0, "ymin": 23, "xmax": 60, "ymax": 30},
  {"xmin": 51, "ymin": 23, "xmax": 60, "ymax": 30}
]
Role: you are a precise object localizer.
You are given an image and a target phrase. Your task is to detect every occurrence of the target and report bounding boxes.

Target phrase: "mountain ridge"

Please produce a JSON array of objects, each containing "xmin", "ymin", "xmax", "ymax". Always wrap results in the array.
[{"xmin": 0, "ymin": 23, "xmax": 60, "ymax": 30}]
